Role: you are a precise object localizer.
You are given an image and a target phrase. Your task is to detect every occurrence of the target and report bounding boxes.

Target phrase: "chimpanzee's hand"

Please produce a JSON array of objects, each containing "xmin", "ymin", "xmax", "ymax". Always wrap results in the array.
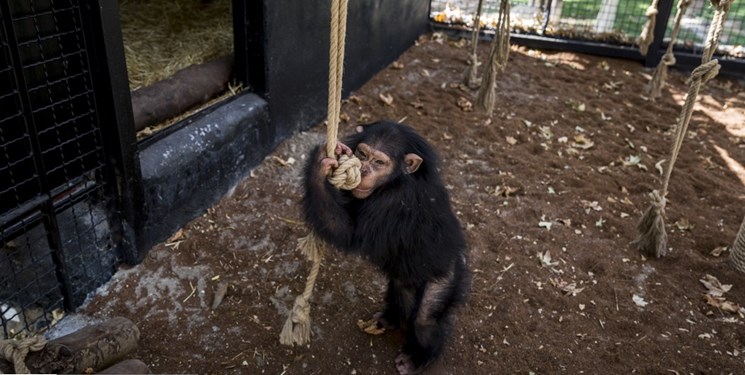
[
  {"xmin": 319, "ymin": 157, "xmax": 338, "ymax": 177},
  {"xmin": 335, "ymin": 142, "xmax": 353, "ymax": 157}
]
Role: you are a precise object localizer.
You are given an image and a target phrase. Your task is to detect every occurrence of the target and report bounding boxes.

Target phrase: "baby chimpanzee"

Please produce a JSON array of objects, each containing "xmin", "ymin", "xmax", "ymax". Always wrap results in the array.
[{"xmin": 304, "ymin": 121, "xmax": 470, "ymax": 374}]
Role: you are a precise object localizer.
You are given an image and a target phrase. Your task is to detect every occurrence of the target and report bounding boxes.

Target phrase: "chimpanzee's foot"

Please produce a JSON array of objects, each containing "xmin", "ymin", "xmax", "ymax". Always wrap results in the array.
[{"xmin": 395, "ymin": 352, "xmax": 422, "ymax": 374}]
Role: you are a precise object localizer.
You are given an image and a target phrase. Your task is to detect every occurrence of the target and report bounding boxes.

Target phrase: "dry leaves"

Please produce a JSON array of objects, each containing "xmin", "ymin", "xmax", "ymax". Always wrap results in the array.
[
  {"xmin": 551, "ymin": 278, "xmax": 585, "ymax": 296},
  {"xmin": 356, "ymin": 319, "xmax": 385, "ymax": 335},
  {"xmin": 571, "ymin": 134, "xmax": 594, "ymax": 150},
  {"xmin": 456, "ymin": 97, "xmax": 473, "ymax": 112},
  {"xmin": 487, "ymin": 185, "xmax": 519, "ymax": 197},
  {"xmin": 700, "ymin": 274, "xmax": 744, "ymax": 316}
]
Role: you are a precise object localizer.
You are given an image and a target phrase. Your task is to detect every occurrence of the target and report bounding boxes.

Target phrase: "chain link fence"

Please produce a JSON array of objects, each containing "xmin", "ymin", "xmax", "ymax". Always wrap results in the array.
[{"xmin": 432, "ymin": 0, "xmax": 744, "ymax": 60}]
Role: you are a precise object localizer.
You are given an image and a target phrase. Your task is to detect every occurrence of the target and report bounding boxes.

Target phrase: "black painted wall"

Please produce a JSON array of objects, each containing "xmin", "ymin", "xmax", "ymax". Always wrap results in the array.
[{"xmin": 236, "ymin": 0, "xmax": 430, "ymax": 141}]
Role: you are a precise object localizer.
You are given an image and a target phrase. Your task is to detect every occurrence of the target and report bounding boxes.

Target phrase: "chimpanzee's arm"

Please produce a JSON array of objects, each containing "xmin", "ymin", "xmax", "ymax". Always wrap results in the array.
[{"xmin": 302, "ymin": 145, "xmax": 354, "ymax": 249}]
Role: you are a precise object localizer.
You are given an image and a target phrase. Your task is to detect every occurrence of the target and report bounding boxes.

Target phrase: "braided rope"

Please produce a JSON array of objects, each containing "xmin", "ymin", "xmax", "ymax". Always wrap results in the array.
[
  {"xmin": 637, "ymin": 0, "xmax": 660, "ymax": 56},
  {"xmin": 280, "ymin": 0, "xmax": 356, "ymax": 347},
  {"xmin": 464, "ymin": 0, "xmax": 486, "ymax": 88},
  {"xmin": 634, "ymin": 0, "xmax": 730, "ymax": 257},
  {"xmin": 477, "ymin": 0, "xmax": 510, "ymax": 116},
  {"xmin": 731, "ymin": 216, "xmax": 745, "ymax": 273},
  {"xmin": 647, "ymin": 0, "xmax": 692, "ymax": 99},
  {"xmin": 0, "ymin": 336, "xmax": 47, "ymax": 374}
]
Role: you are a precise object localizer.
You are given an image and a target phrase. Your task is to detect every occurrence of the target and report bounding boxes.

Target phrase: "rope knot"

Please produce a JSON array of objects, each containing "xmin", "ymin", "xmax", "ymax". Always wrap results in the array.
[
  {"xmin": 648, "ymin": 190, "xmax": 667, "ymax": 211},
  {"xmin": 328, "ymin": 154, "xmax": 362, "ymax": 190},
  {"xmin": 688, "ymin": 59, "xmax": 720, "ymax": 84},
  {"xmin": 660, "ymin": 53, "xmax": 676, "ymax": 66}
]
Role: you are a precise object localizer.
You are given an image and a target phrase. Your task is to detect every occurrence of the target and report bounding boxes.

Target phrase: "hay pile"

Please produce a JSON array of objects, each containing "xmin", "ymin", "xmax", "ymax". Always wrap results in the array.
[{"xmin": 119, "ymin": 0, "xmax": 233, "ymax": 91}]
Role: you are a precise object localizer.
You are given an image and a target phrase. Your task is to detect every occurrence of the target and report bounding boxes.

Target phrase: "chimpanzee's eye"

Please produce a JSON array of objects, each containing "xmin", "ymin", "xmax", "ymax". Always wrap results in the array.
[
  {"xmin": 375, "ymin": 159, "xmax": 385, "ymax": 166},
  {"xmin": 356, "ymin": 150, "xmax": 367, "ymax": 160}
]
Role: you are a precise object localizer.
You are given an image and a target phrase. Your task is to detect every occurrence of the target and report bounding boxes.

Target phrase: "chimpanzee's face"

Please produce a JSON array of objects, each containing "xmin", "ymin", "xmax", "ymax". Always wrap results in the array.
[{"xmin": 352, "ymin": 143, "xmax": 394, "ymax": 199}]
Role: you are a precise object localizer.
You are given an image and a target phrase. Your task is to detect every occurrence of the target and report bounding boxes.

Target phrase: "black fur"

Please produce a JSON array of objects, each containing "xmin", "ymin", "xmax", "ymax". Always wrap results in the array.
[{"xmin": 303, "ymin": 121, "xmax": 470, "ymax": 372}]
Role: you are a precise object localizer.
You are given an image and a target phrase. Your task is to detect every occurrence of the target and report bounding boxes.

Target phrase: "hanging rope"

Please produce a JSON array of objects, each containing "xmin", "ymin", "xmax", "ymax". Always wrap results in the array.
[
  {"xmin": 280, "ymin": 0, "xmax": 360, "ymax": 347},
  {"xmin": 731, "ymin": 216, "xmax": 745, "ymax": 273},
  {"xmin": 477, "ymin": 0, "xmax": 510, "ymax": 116},
  {"xmin": 464, "ymin": 0, "xmax": 486, "ymax": 88},
  {"xmin": 0, "ymin": 336, "xmax": 47, "ymax": 374},
  {"xmin": 647, "ymin": 0, "xmax": 692, "ymax": 99},
  {"xmin": 637, "ymin": 0, "xmax": 660, "ymax": 56},
  {"xmin": 633, "ymin": 0, "xmax": 730, "ymax": 258}
]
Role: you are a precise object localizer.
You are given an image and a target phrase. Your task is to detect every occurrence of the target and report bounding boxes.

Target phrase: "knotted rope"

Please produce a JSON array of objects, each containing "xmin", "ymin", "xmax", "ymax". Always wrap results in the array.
[
  {"xmin": 0, "ymin": 336, "xmax": 47, "ymax": 374},
  {"xmin": 464, "ymin": 0, "xmax": 486, "ymax": 88},
  {"xmin": 731, "ymin": 216, "xmax": 745, "ymax": 273},
  {"xmin": 280, "ymin": 0, "xmax": 360, "ymax": 347},
  {"xmin": 637, "ymin": 0, "xmax": 660, "ymax": 56},
  {"xmin": 477, "ymin": 0, "xmax": 510, "ymax": 116},
  {"xmin": 647, "ymin": 0, "xmax": 692, "ymax": 99},
  {"xmin": 633, "ymin": 0, "xmax": 730, "ymax": 258}
]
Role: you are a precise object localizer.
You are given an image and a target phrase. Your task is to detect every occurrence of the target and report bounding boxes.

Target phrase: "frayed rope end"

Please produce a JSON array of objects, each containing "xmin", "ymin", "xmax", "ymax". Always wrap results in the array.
[
  {"xmin": 279, "ymin": 295, "xmax": 312, "ymax": 346},
  {"xmin": 632, "ymin": 191, "xmax": 668, "ymax": 258}
]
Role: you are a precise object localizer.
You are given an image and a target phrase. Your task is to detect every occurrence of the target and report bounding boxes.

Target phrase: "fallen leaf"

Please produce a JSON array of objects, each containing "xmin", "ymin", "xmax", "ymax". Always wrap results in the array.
[
  {"xmin": 538, "ymin": 221, "xmax": 553, "ymax": 230},
  {"xmin": 379, "ymin": 93, "xmax": 394, "ymax": 106},
  {"xmin": 710, "ymin": 246, "xmax": 729, "ymax": 257},
  {"xmin": 538, "ymin": 250, "xmax": 559, "ymax": 267},
  {"xmin": 168, "ymin": 229, "xmax": 185, "ymax": 243},
  {"xmin": 456, "ymin": 97, "xmax": 473, "ymax": 112},
  {"xmin": 356, "ymin": 319, "xmax": 386, "ymax": 335},
  {"xmin": 674, "ymin": 218, "xmax": 694, "ymax": 231},
  {"xmin": 551, "ymin": 278, "xmax": 585, "ymax": 296},
  {"xmin": 700, "ymin": 274, "xmax": 732, "ymax": 297},
  {"xmin": 506, "ymin": 136, "xmax": 517, "ymax": 145},
  {"xmin": 571, "ymin": 134, "xmax": 594, "ymax": 150},
  {"xmin": 391, "ymin": 61, "xmax": 404, "ymax": 69}
]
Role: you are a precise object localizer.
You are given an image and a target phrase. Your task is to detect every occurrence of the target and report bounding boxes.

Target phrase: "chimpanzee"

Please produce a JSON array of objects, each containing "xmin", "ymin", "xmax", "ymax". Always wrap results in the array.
[{"xmin": 303, "ymin": 121, "xmax": 470, "ymax": 374}]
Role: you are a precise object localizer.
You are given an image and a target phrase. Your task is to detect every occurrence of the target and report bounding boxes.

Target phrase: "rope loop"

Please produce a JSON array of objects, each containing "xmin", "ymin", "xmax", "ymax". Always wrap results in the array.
[
  {"xmin": 645, "ymin": 5, "xmax": 658, "ymax": 17},
  {"xmin": 660, "ymin": 53, "xmax": 676, "ymax": 66},
  {"xmin": 0, "ymin": 335, "xmax": 47, "ymax": 374}
]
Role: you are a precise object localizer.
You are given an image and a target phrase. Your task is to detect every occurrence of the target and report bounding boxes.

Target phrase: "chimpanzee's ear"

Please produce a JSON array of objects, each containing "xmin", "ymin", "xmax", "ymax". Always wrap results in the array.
[{"xmin": 403, "ymin": 154, "xmax": 423, "ymax": 174}]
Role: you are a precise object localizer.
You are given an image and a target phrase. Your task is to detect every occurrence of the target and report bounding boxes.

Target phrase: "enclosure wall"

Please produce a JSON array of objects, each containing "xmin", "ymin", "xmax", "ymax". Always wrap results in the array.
[{"xmin": 237, "ymin": 0, "xmax": 430, "ymax": 139}]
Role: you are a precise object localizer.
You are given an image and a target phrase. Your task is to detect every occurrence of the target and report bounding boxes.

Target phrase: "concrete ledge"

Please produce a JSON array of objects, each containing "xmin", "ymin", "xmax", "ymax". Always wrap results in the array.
[{"xmin": 138, "ymin": 93, "xmax": 272, "ymax": 252}]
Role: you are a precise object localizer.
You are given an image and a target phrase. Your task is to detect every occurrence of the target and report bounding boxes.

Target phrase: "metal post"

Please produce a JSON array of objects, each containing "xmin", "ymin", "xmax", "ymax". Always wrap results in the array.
[
  {"xmin": 233, "ymin": 0, "xmax": 266, "ymax": 96},
  {"xmin": 78, "ymin": 0, "xmax": 144, "ymax": 263},
  {"xmin": 645, "ymin": 0, "xmax": 675, "ymax": 67}
]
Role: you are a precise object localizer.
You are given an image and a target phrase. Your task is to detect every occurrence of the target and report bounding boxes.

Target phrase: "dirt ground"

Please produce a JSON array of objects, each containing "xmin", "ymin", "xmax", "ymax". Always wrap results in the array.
[{"xmin": 76, "ymin": 33, "xmax": 745, "ymax": 374}]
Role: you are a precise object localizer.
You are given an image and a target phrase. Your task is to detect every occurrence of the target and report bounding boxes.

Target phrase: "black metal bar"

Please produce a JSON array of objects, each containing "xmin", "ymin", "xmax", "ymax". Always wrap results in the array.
[
  {"xmin": 0, "ymin": 0, "xmax": 75, "ymax": 311},
  {"xmin": 232, "ymin": 0, "xmax": 266, "ymax": 95},
  {"xmin": 542, "ymin": 0, "xmax": 553, "ymax": 35},
  {"xmin": 78, "ymin": 0, "xmax": 144, "ymax": 263},
  {"xmin": 432, "ymin": 22, "xmax": 744, "ymax": 78},
  {"xmin": 434, "ymin": 23, "xmax": 645, "ymax": 61},
  {"xmin": 645, "ymin": 0, "xmax": 674, "ymax": 68}
]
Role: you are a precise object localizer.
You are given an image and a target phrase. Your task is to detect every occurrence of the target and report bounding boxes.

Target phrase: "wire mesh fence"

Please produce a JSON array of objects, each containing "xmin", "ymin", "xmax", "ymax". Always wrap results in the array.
[
  {"xmin": 1, "ymin": 0, "xmax": 122, "ymax": 339},
  {"xmin": 431, "ymin": 0, "xmax": 745, "ymax": 59}
]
